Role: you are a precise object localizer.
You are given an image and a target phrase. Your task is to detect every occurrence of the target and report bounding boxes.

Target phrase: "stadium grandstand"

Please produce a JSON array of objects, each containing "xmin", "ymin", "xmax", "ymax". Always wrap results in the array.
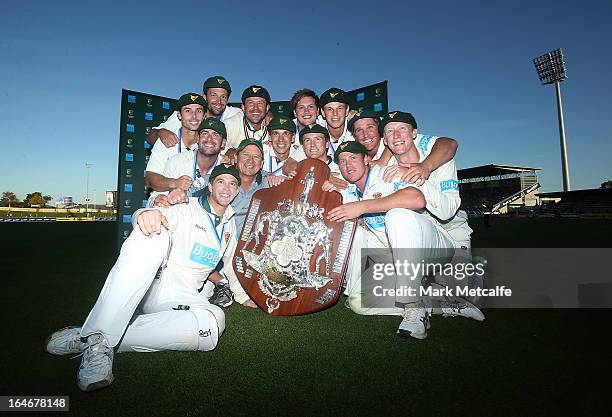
[
  {"xmin": 537, "ymin": 188, "xmax": 612, "ymax": 216},
  {"xmin": 458, "ymin": 164, "xmax": 541, "ymax": 214}
]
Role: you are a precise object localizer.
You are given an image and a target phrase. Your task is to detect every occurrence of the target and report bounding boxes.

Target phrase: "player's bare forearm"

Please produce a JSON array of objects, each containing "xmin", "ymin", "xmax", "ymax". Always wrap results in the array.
[
  {"xmin": 361, "ymin": 188, "xmax": 426, "ymax": 214},
  {"xmin": 422, "ymin": 137, "xmax": 457, "ymax": 173},
  {"xmin": 146, "ymin": 172, "xmax": 177, "ymax": 192}
]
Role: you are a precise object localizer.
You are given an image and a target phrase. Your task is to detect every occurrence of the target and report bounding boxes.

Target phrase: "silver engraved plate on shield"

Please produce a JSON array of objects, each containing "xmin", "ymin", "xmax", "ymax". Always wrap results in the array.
[{"xmin": 241, "ymin": 173, "xmax": 333, "ymax": 313}]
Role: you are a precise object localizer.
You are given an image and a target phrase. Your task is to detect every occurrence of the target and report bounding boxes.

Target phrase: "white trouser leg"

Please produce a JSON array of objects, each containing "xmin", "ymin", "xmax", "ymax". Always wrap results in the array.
[
  {"xmin": 115, "ymin": 266, "xmax": 225, "ymax": 353},
  {"xmin": 116, "ymin": 307, "xmax": 223, "ymax": 353},
  {"xmin": 385, "ymin": 209, "xmax": 455, "ymax": 305},
  {"xmin": 81, "ymin": 228, "xmax": 170, "ymax": 347},
  {"xmin": 346, "ymin": 227, "xmax": 404, "ymax": 315}
]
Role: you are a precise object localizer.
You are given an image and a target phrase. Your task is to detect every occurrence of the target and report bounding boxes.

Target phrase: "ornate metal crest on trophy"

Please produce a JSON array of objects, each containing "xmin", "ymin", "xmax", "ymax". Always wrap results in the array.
[{"xmin": 233, "ymin": 159, "xmax": 356, "ymax": 315}]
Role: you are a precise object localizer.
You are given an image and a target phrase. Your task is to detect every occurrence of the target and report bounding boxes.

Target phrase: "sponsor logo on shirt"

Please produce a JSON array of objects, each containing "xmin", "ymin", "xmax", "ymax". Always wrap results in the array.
[
  {"xmin": 363, "ymin": 213, "xmax": 386, "ymax": 230},
  {"xmin": 417, "ymin": 135, "xmax": 433, "ymax": 153},
  {"xmin": 190, "ymin": 243, "xmax": 219, "ymax": 268},
  {"xmin": 440, "ymin": 179, "xmax": 459, "ymax": 192},
  {"xmin": 195, "ymin": 224, "xmax": 206, "ymax": 232}
]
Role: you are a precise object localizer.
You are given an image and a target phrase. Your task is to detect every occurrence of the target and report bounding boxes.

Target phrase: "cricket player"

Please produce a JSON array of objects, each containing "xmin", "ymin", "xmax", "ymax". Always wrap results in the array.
[
  {"xmin": 325, "ymin": 133, "xmax": 483, "ymax": 340},
  {"xmin": 264, "ymin": 115, "xmax": 298, "ymax": 176},
  {"xmin": 160, "ymin": 117, "xmax": 227, "ymax": 199},
  {"xmin": 347, "ymin": 110, "xmax": 387, "ymax": 160},
  {"xmin": 146, "ymin": 75, "xmax": 242, "ymax": 147},
  {"xmin": 223, "ymin": 85, "xmax": 272, "ymax": 151},
  {"xmin": 297, "ymin": 124, "xmax": 341, "ymax": 176},
  {"xmin": 145, "ymin": 93, "xmax": 206, "ymax": 192},
  {"xmin": 291, "ymin": 88, "xmax": 324, "ymax": 134},
  {"xmin": 45, "ymin": 164, "xmax": 242, "ymax": 392},
  {"xmin": 284, "ymin": 87, "xmax": 353, "ymax": 175}
]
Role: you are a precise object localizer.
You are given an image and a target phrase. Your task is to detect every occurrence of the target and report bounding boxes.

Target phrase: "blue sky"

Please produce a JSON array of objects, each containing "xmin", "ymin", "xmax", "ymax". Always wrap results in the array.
[{"xmin": 1, "ymin": 0, "xmax": 611, "ymax": 203}]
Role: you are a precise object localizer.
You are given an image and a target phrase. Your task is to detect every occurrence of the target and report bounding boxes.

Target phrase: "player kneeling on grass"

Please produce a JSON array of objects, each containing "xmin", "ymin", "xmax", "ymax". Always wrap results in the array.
[
  {"xmin": 45, "ymin": 165, "xmax": 242, "ymax": 392},
  {"xmin": 323, "ymin": 137, "xmax": 484, "ymax": 341}
]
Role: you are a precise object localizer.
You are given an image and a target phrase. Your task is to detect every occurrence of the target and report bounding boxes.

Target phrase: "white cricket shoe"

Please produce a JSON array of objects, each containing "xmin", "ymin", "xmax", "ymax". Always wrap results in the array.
[
  {"xmin": 397, "ymin": 303, "xmax": 430, "ymax": 340},
  {"xmin": 440, "ymin": 299, "xmax": 485, "ymax": 321},
  {"xmin": 77, "ymin": 334, "xmax": 115, "ymax": 392},
  {"xmin": 46, "ymin": 326, "xmax": 86, "ymax": 355}
]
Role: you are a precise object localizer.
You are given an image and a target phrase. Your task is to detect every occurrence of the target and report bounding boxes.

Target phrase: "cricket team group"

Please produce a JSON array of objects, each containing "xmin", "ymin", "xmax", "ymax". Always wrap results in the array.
[{"xmin": 46, "ymin": 76, "xmax": 485, "ymax": 392}]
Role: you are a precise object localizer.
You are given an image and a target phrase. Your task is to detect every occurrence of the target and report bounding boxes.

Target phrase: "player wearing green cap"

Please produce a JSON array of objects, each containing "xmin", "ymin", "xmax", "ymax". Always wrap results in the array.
[
  {"xmin": 224, "ymin": 85, "xmax": 272, "ymax": 151},
  {"xmin": 149, "ymin": 117, "xmax": 228, "ymax": 209},
  {"xmin": 265, "ymin": 115, "xmax": 298, "ymax": 176},
  {"xmin": 45, "ymin": 164, "xmax": 242, "ymax": 392},
  {"xmin": 298, "ymin": 124, "xmax": 341, "ymax": 176},
  {"xmin": 146, "ymin": 93, "xmax": 206, "ymax": 192},
  {"xmin": 146, "ymin": 75, "xmax": 242, "ymax": 147},
  {"xmin": 323, "ymin": 115, "xmax": 484, "ymax": 340}
]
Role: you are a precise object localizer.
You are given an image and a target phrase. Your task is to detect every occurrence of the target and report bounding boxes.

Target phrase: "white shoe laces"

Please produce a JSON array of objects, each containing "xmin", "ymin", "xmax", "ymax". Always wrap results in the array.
[{"xmin": 81, "ymin": 337, "xmax": 113, "ymax": 369}]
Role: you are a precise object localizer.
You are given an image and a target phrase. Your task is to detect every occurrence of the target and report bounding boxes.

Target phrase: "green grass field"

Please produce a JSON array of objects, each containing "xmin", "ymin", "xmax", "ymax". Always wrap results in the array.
[{"xmin": 0, "ymin": 219, "xmax": 610, "ymax": 417}]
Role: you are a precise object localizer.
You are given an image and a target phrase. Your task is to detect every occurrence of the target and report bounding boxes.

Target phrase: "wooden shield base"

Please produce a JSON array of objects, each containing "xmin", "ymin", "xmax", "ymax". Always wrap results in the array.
[{"xmin": 233, "ymin": 159, "xmax": 355, "ymax": 316}]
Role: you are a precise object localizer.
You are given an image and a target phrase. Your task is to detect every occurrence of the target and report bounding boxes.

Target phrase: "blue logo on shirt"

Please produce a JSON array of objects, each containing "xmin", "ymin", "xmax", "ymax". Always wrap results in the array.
[
  {"xmin": 363, "ymin": 213, "xmax": 386, "ymax": 230},
  {"xmin": 440, "ymin": 179, "xmax": 459, "ymax": 192},
  {"xmin": 190, "ymin": 243, "xmax": 220, "ymax": 268},
  {"xmin": 417, "ymin": 135, "xmax": 433, "ymax": 153},
  {"xmin": 392, "ymin": 180, "xmax": 404, "ymax": 192}
]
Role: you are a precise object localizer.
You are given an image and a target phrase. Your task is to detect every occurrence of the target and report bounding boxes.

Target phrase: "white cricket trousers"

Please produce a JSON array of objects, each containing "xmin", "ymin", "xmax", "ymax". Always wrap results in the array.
[
  {"xmin": 80, "ymin": 227, "xmax": 225, "ymax": 353},
  {"xmin": 345, "ymin": 208, "xmax": 455, "ymax": 315}
]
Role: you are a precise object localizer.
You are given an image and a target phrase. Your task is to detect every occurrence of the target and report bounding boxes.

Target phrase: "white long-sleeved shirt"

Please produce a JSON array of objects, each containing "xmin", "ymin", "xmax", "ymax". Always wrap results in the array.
[{"xmin": 132, "ymin": 197, "xmax": 238, "ymax": 291}]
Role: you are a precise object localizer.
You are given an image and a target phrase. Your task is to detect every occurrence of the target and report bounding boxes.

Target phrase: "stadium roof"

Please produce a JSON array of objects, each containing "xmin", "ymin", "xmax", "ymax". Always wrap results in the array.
[
  {"xmin": 537, "ymin": 188, "xmax": 612, "ymax": 198},
  {"xmin": 458, "ymin": 164, "xmax": 541, "ymax": 180}
]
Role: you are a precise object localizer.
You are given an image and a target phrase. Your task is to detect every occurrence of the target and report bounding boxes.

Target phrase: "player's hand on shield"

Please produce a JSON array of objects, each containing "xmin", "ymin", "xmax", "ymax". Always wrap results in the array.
[
  {"xmin": 282, "ymin": 158, "xmax": 298, "ymax": 177},
  {"xmin": 267, "ymin": 174, "xmax": 287, "ymax": 187},
  {"xmin": 136, "ymin": 209, "xmax": 170, "ymax": 236},
  {"xmin": 153, "ymin": 194, "xmax": 170, "ymax": 208},
  {"xmin": 328, "ymin": 174, "xmax": 349, "ymax": 190},
  {"xmin": 327, "ymin": 201, "xmax": 364, "ymax": 222},
  {"xmin": 321, "ymin": 180, "xmax": 337, "ymax": 193},
  {"xmin": 157, "ymin": 128, "xmax": 180, "ymax": 148},
  {"xmin": 174, "ymin": 175, "xmax": 193, "ymax": 191},
  {"xmin": 167, "ymin": 188, "xmax": 188, "ymax": 205}
]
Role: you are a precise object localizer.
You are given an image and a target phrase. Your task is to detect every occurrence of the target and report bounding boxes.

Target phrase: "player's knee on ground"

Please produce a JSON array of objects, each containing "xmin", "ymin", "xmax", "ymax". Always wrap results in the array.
[
  {"xmin": 385, "ymin": 208, "xmax": 425, "ymax": 247},
  {"xmin": 191, "ymin": 306, "xmax": 225, "ymax": 351}
]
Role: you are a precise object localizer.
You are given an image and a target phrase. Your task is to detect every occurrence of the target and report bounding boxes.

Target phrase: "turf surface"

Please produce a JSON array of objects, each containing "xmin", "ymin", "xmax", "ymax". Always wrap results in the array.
[{"xmin": 0, "ymin": 220, "xmax": 610, "ymax": 416}]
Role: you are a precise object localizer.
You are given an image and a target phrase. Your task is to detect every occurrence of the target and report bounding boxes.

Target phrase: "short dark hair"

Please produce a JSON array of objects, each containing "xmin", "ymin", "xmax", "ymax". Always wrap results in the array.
[{"xmin": 291, "ymin": 88, "xmax": 320, "ymax": 112}]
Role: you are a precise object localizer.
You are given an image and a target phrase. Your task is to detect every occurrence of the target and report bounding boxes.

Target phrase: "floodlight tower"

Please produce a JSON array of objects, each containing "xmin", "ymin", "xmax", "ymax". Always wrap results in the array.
[
  {"xmin": 533, "ymin": 48, "xmax": 571, "ymax": 191},
  {"xmin": 85, "ymin": 163, "xmax": 94, "ymax": 217}
]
